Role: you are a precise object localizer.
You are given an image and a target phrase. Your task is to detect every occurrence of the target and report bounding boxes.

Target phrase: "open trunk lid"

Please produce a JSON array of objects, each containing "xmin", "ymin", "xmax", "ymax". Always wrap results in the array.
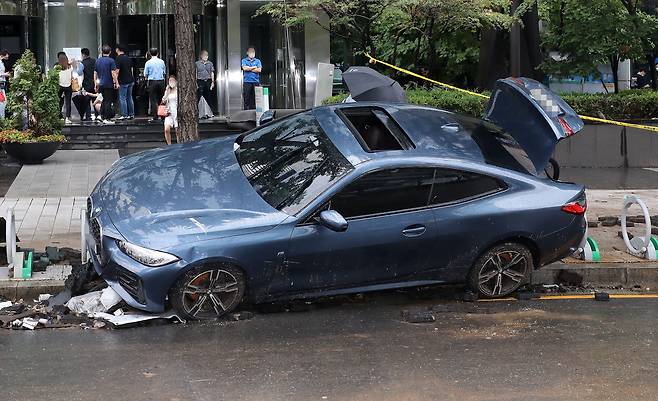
[{"xmin": 484, "ymin": 77, "xmax": 584, "ymax": 174}]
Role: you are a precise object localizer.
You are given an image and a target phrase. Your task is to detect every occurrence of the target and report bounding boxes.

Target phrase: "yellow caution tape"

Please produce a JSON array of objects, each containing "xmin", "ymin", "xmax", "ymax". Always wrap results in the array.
[{"xmin": 365, "ymin": 53, "xmax": 658, "ymax": 134}]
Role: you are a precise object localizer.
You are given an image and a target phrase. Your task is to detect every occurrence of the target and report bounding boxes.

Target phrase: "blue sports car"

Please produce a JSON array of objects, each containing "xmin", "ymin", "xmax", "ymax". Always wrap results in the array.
[{"xmin": 86, "ymin": 78, "xmax": 587, "ymax": 319}]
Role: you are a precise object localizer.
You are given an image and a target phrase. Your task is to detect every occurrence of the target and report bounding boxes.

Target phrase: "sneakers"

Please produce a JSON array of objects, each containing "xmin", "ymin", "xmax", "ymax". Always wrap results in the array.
[
  {"xmin": 116, "ymin": 116, "xmax": 126, "ymax": 120},
  {"xmin": 102, "ymin": 119, "xmax": 115, "ymax": 125},
  {"xmin": 64, "ymin": 118, "xmax": 72, "ymax": 124}
]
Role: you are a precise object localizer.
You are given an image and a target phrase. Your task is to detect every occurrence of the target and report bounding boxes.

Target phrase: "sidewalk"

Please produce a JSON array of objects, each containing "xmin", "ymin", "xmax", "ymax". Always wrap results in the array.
[{"xmin": 0, "ymin": 150, "xmax": 119, "ymax": 250}]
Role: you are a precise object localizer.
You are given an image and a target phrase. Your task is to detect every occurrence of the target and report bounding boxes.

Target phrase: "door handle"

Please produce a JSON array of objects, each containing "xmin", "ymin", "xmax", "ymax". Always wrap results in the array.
[{"xmin": 402, "ymin": 224, "xmax": 426, "ymax": 237}]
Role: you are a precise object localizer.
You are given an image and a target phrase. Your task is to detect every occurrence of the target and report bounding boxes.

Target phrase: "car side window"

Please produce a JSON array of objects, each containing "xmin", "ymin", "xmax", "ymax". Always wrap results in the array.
[
  {"xmin": 429, "ymin": 168, "xmax": 503, "ymax": 205},
  {"xmin": 330, "ymin": 168, "xmax": 435, "ymax": 219}
]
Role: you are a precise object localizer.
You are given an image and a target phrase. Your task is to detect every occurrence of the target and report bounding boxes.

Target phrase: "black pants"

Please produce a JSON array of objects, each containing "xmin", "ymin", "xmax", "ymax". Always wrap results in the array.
[
  {"xmin": 243, "ymin": 82, "xmax": 257, "ymax": 110},
  {"xmin": 197, "ymin": 79, "xmax": 214, "ymax": 108},
  {"xmin": 100, "ymin": 87, "xmax": 116, "ymax": 120},
  {"xmin": 148, "ymin": 80, "xmax": 165, "ymax": 118},
  {"xmin": 58, "ymin": 86, "xmax": 72, "ymax": 118}
]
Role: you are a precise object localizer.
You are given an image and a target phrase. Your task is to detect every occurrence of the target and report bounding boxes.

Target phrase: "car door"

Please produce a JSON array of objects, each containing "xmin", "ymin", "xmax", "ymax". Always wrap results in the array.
[
  {"xmin": 425, "ymin": 168, "xmax": 507, "ymax": 277},
  {"xmin": 283, "ymin": 167, "xmax": 439, "ymax": 293}
]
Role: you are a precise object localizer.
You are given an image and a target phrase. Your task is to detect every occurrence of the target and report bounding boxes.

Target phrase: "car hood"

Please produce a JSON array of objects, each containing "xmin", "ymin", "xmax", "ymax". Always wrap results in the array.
[{"xmin": 95, "ymin": 136, "xmax": 289, "ymax": 249}]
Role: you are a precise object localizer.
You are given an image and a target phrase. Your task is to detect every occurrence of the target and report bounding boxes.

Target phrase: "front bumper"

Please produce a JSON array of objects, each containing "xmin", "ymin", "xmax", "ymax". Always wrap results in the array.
[{"xmin": 85, "ymin": 212, "xmax": 187, "ymax": 313}]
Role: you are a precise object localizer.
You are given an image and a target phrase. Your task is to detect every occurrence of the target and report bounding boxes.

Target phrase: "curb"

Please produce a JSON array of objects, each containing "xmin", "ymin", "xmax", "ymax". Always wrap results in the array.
[
  {"xmin": 533, "ymin": 262, "xmax": 658, "ymax": 287},
  {"xmin": 0, "ymin": 265, "xmax": 71, "ymax": 301}
]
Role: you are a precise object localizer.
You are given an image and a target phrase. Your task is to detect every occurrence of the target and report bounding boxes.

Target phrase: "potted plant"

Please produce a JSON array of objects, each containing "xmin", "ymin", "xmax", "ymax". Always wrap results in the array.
[{"xmin": 0, "ymin": 50, "xmax": 65, "ymax": 164}]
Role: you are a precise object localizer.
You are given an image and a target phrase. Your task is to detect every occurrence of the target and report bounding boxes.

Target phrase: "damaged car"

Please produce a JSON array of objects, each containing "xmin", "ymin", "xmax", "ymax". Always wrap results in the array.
[{"xmin": 85, "ymin": 77, "xmax": 587, "ymax": 320}]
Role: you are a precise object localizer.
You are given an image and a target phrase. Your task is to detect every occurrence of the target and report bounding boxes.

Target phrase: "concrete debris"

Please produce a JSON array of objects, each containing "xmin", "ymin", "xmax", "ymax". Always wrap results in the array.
[
  {"xmin": 600, "ymin": 217, "xmax": 619, "ymax": 227},
  {"xmin": 402, "ymin": 310, "xmax": 436, "ymax": 324},
  {"xmin": 594, "ymin": 292, "xmax": 610, "ymax": 302},
  {"xmin": 587, "ymin": 220, "xmax": 599, "ymax": 228},
  {"xmin": 0, "ymin": 301, "xmax": 12, "ymax": 310},
  {"xmin": 229, "ymin": 311, "xmax": 254, "ymax": 321},
  {"xmin": 21, "ymin": 317, "xmax": 39, "ymax": 330},
  {"xmin": 37, "ymin": 294, "xmax": 51, "ymax": 302}
]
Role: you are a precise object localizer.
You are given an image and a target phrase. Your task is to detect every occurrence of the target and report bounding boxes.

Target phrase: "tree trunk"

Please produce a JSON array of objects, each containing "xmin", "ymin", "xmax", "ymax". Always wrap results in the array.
[
  {"xmin": 173, "ymin": 0, "xmax": 199, "ymax": 142},
  {"xmin": 610, "ymin": 55, "xmax": 619, "ymax": 94}
]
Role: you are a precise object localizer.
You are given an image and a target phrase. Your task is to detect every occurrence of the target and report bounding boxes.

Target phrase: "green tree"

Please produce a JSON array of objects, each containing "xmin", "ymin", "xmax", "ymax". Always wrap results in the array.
[
  {"xmin": 31, "ymin": 67, "xmax": 63, "ymax": 136},
  {"xmin": 540, "ymin": 0, "xmax": 647, "ymax": 93},
  {"xmin": 6, "ymin": 49, "xmax": 40, "ymax": 129},
  {"xmin": 257, "ymin": 0, "xmax": 528, "ymax": 87}
]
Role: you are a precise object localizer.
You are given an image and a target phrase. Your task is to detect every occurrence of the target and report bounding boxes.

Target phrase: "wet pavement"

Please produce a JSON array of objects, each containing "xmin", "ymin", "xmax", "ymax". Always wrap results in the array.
[{"xmin": 2, "ymin": 291, "xmax": 658, "ymax": 401}]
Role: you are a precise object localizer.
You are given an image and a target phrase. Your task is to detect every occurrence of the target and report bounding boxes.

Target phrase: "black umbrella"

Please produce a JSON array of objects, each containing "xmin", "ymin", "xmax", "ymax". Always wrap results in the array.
[{"xmin": 342, "ymin": 66, "xmax": 407, "ymax": 103}]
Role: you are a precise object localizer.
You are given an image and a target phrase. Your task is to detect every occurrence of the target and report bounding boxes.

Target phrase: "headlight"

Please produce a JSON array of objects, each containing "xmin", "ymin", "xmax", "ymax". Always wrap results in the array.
[{"xmin": 116, "ymin": 240, "xmax": 179, "ymax": 267}]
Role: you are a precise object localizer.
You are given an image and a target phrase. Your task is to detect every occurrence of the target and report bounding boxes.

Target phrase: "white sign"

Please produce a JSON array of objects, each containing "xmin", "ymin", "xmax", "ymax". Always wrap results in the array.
[
  {"xmin": 63, "ymin": 47, "xmax": 82, "ymax": 62},
  {"xmin": 255, "ymin": 86, "xmax": 270, "ymax": 126}
]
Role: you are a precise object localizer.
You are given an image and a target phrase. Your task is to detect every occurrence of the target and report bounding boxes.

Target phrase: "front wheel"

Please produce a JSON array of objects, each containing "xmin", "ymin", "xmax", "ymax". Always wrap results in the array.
[
  {"xmin": 170, "ymin": 264, "xmax": 246, "ymax": 320},
  {"xmin": 469, "ymin": 243, "xmax": 533, "ymax": 298}
]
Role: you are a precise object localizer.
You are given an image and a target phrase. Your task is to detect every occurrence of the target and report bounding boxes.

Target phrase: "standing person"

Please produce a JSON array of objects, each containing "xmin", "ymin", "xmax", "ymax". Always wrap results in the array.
[
  {"xmin": 80, "ymin": 48, "xmax": 96, "ymax": 121},
  {"xmin": 196, "ymin": 50, "xmax": 215, "ymax": 115},
  {"xmin": 161, "ymin": 75, "xmax": 178, "ymax": 145},
  {"xmin": 94, "ymin": 45, "xmax": 118, "ymax": 125},
  {"xmin": 241, "ymin": 46, "xmax": 262, "ymax": 110},
  {"xmin": 115, "ymin": 44, "xmax": 135, "ymax": 120},
  {"xmin": 57, "ymin": 52, "xmax": 73, "ymax": 124},
  {"xmin": 0, "ymin": 50, "xmax": 10, "ymax": 120},
  {"xmin": 144, "ymin": 47, "xmax": 166, "ymax": 122}
]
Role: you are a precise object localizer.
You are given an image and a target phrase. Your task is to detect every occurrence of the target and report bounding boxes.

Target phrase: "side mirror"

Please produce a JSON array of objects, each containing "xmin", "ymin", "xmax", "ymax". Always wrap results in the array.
[
  {"xmin": 318, "ymin": 210, "xmax": 348, "ymax": 232},
  {"xmin": 259, "ymin": 110, "xmax": 275, "ymax": 125}
]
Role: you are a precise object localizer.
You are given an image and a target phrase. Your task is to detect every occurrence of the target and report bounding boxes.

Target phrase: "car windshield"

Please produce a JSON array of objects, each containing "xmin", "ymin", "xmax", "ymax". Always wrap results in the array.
[{"xmin": 235, "ymin": 111, "xmax": 353, "ymax": 215}]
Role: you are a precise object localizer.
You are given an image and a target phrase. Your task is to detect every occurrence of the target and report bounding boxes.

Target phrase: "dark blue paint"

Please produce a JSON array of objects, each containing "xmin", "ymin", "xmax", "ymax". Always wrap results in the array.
[{"xmin": 87, "ymin": 102, "xmax": 586, "ymax": 313}]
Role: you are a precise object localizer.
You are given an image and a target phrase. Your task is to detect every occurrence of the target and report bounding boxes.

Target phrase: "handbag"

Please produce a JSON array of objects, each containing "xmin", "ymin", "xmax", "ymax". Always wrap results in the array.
[
  {"xmin": 71, "ymin": 77, "xmax": 81, "ymax": 92},
  {"xmin": 157, "ymin": 104, "xmax": 168, "ymax": 118},
  {"xmin": 0, "ymin": 90, "xmax": 5, "ymax": 103}
]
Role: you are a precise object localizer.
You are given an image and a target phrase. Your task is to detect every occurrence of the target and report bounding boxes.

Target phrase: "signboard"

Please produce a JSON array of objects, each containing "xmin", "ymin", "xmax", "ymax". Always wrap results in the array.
[
  {"xmin": 63, "ymin": 47, "xmax": 82, "ymax": 62},
  {"xmin": 314, "ymin": 62, "xmax": 334, "ymax": 107},
  {"xmin": 255, "ymin": 86, "xmax": 270, "ymax": 126}
]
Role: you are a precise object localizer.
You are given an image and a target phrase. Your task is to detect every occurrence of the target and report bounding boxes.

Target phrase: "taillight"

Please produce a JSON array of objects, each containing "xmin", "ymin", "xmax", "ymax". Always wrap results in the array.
[
  {"xmin": 562, "ymin": 193, "xmax": 587, "ymax": 215},
  {"xmin": 558, "ymin": 116, "xmax": 574, "ymax": 136}
]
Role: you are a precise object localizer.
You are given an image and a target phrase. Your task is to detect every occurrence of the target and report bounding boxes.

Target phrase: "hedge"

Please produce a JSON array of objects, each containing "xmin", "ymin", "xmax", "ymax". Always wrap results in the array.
[{"xmin": 324, "ymin": 88, "xmax": 658, "ymax": 121}]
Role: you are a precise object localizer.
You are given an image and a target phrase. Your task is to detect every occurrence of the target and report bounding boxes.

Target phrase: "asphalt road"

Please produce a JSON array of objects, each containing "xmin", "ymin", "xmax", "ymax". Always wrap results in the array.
[{"xmin": 2, "ymin": 291, "xmax": 658, "ymax": 401}]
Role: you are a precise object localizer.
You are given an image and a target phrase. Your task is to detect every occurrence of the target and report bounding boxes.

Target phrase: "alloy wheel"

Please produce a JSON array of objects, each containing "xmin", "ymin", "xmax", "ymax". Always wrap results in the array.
[
  {"xmin": 477, "ymin": 250, "xmax": 528, "ymax": 297},
  {"xmin": 181, "ymin": 269, "xmax": 241, "ymax": 319}
]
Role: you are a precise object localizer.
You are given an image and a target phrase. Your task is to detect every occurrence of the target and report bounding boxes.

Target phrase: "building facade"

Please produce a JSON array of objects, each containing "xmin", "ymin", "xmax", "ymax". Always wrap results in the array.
[{"xmin": 0, "ymin": 0, "xmax": 330, "ymax": 117}]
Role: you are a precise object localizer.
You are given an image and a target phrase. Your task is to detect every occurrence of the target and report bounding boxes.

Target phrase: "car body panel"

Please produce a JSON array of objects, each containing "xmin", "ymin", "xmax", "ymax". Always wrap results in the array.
[
  {"xmin": 86, "ymin": 97, "xmax": 587, "ymax": 313},
  {"xmin": 94, "ymin": 135, "xmax": 290, "ymax": 250},
  {"xmin": 485, "ymin": 77, "xmax": 585, "ymax": 173}
]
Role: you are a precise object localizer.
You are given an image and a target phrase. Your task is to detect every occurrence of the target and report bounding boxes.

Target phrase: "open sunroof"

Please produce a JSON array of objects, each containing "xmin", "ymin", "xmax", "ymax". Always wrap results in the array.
[{"xmin": 338, "ymin": 107, "xmax": 415, "ymax": 152}]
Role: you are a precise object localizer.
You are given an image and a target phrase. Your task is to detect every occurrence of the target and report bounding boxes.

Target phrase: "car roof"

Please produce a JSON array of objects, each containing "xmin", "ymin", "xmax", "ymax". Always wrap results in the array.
[{"xmin": 312, "ymin": 101, "xmax": 515, "ymax": 168}]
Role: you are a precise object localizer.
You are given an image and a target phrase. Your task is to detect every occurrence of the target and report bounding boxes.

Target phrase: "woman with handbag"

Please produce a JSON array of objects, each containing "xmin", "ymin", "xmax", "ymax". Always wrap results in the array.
[
  {"xmin": 57, "ymin": 52, "xmax": 74, "ymax": 124},
  {"xmin": 161, "ymin": 75, "xmax": 178, "ymax": 145}
]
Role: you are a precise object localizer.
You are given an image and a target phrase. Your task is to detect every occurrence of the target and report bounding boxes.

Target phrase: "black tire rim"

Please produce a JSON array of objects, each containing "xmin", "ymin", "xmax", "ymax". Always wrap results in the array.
[
  {"xmin": 477, "ymin": 250, "xmax": 528, "ymax": 297},
  {"xmin": 181, "ymin": 269, "xmax": 240, "ymax": 319}
]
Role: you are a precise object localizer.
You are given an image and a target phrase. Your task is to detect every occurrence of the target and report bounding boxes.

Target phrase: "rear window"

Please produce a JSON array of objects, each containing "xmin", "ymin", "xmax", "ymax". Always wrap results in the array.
[
  {"xmin": 456, "ymin": 117, "xmax": 538, "ymax": 175},
  {"xmin": 339, "ymin": 107, "xmax": 414, "ymax": 152}
]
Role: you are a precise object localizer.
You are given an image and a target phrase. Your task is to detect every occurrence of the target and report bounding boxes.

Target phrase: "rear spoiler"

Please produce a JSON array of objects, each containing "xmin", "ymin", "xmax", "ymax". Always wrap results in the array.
[{"xmin": 484, "ymin": 77, "xmax": 584, "ymax": 174}]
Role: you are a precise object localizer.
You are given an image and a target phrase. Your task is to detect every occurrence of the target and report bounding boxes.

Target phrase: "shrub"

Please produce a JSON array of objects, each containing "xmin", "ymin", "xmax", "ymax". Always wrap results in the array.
[
  {"xmin": 323, "ymin": 87, "xmax": 658, "ymax": 120},
  {"xmin": 5, "ymin": 49, "xmax": 64, "ymax": 139},
  {"xmin": 0, "ymin": 129, "xmax": 65, "ymax": 144}
]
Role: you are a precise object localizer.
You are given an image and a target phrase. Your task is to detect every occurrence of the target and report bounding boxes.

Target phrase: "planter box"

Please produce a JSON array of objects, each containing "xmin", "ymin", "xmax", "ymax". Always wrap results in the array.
[{"xmin": 3, "ymin": 142, "xmax": 61, "ymax": 164}]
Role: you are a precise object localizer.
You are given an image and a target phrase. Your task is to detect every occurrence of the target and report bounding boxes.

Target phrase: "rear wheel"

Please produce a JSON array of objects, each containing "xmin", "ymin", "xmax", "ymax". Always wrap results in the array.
[
  {"xmin": 171, "ymin": 264, "xmax": 245, "ymax": 320},
  {"xmin": 469, "ymin": 243, "xmax": 532, "ymax": 298}
]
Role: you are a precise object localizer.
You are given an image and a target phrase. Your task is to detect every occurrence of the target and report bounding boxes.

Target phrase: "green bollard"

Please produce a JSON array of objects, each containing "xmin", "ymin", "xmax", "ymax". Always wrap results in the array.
[{"xmin": 22, "ymin": 251, "xmax": 32, "ymax": 279}]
